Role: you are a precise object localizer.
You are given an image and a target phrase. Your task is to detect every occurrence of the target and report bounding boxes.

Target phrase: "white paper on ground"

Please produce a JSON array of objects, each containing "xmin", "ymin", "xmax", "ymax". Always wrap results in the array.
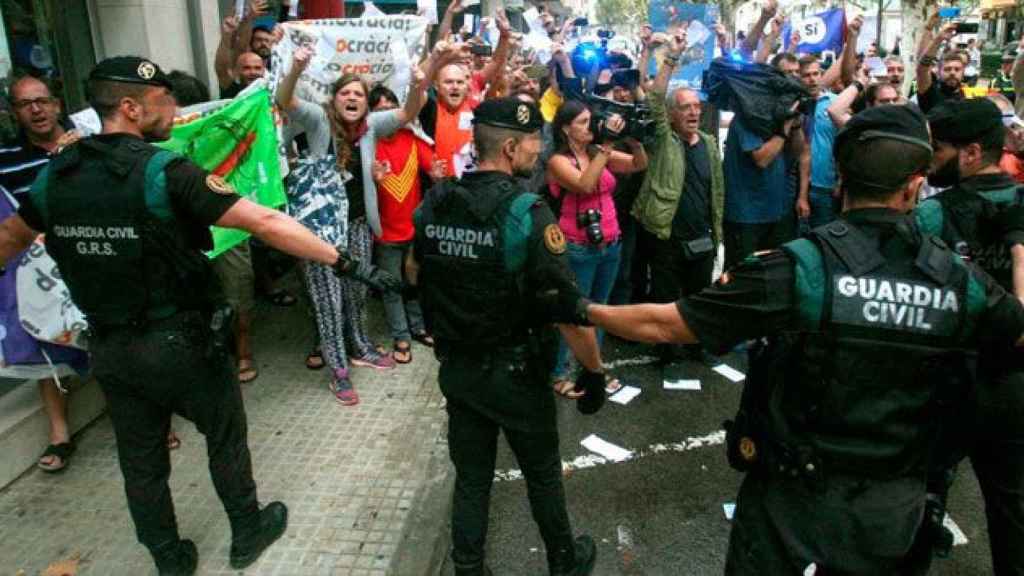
[
  {"xmin": 664, "ymin": 379, "xmax": 701, "ymax": 391},
  {"xmin": 713, "ymin": 364, "xmax": 746, "ymax": 383},
  {"xmin": 580, "ymin": 434, "xmax": 633, "ymax": 462},
  {"xmin": 608, "ymin": 385, "xmax": 641, "ymax": 405},
  {"xmin": 723, "ymin": 502, "xmax": 736, "ymax": 520}
]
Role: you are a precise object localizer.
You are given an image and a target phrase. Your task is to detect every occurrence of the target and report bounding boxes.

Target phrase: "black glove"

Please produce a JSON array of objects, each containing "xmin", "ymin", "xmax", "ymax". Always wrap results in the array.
[
  {"xmin": 333, "ymin": 249, "xmax": 402, "ymax": 293},
  {"xmin": 575, "ymin": 368, "xmax": 606, "ymax": 415},
  {"xmin": 537, "ymin": 289, "xmax": 592, "ymax": 325}
]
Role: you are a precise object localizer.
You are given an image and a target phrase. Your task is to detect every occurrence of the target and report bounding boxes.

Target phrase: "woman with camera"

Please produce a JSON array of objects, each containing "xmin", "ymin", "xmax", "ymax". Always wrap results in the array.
[{"xmin": 547, "ymin": 99, "xmax": 648, "ymax": 390}]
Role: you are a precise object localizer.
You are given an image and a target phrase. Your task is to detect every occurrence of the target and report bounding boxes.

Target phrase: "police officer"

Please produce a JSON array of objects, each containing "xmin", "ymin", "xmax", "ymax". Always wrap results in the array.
[
  {"xmin": 992, "ymin": 53, "xmax": 1017, "ymax": 105},
  {"xmin": 409, "ymin": 97, "xmax": 605, "ymax": 576},
  {"xmin": 0, "ymin": 57, "xmax": 396, "ymax": 575},
  {"xmin": 547, "ymin": 105, "xmax": 1024, "ymax": 573},
  {"xmin": 916, "ymin": 98, "xmax": 1024, "ymax": 575}
]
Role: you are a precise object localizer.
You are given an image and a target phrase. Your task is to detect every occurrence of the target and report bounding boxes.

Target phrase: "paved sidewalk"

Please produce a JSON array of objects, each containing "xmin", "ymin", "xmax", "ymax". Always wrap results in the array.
[{"xmin": 0, "ymin": 294, "xmax": 451, "ymax": 576}]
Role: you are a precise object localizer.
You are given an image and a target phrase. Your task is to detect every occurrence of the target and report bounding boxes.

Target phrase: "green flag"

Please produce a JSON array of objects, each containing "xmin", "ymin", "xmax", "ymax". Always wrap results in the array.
[{"xmin": 158, "ymin": 87, "xmax": 285, "ymax": 258}]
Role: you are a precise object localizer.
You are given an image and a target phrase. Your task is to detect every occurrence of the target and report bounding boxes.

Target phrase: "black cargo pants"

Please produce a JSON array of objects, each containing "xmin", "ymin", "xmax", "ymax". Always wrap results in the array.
[{"xmin": 90, "ymin": 312, "xmax": 259, "ymax": 551}]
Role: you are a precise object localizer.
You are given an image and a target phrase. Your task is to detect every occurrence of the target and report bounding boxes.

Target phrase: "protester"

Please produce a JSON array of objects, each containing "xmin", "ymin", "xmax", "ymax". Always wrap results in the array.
[
  {"xmin": 546, "ymin": 99, "xmax": 647, "ymax": 389},
  {"xmin": 916, "ymin": 16, "xmax": 965, "ymax": 113},
  {"xmin": 884, "ymin": 55, "xmax": 905, "ymax": 94},
  {"xmin": 630, "ymin": 32, "xmax": 724, "ymax": 365},
  {"xmin": 989, "ymin": 93, "xmax": 1024, "ymax": 184},
  {"xmin": 368, "ymin": 85, "xmax": 442, "ymax": 364},
  {"xmin": 277, "ymin": 42, "xmax": 464, "ymax": 401}
]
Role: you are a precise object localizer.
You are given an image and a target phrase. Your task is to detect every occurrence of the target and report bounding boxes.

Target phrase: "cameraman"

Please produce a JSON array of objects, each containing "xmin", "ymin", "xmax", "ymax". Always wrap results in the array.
[
  {"xmin": 630, "ymin": 31, "xmax": 725, "ymax": 364},
  {"xmin": 546, "ymin": 100, "xmax": 647, "ymax": 389}
]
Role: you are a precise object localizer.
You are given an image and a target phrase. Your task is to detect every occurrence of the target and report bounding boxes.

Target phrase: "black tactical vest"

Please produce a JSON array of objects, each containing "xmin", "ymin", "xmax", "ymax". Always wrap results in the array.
[
  {"xmin": 415, "ymin": 177, "xmax": 537, "ymax": 347},
  {"xmin": 30, "ymin": 137, "xmax": 214, "ymax": 328},
  {"xmin": 763, "ymin": 218, "xmax": 984, "ymax": 480},
  {"xmin": 916, "ymin": 184, "xmax": 1024, "ymax": 290}
]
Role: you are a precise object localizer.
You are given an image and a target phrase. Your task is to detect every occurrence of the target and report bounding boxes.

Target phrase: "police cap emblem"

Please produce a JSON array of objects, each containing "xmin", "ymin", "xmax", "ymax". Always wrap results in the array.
[
  {"xmin": 137, "ymin": 61, "xmax": 157, "ymax": 80},
  {"xmin": 516, "ymin": 104, "xmax": 531, "ymax": 126},
  {"xmin": 206, "ymin": 174, "xmax": 236, "ymax": 195},
  {"xmin": 543, "ymin": 224, "xmax": 566, "ymax": 255}
]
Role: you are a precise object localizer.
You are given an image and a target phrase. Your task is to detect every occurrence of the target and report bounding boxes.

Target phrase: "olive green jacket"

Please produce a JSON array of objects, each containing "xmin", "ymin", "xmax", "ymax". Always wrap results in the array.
[{"xmin": 631, "ymin": 89, "xmax": 725, "ymax": 244}]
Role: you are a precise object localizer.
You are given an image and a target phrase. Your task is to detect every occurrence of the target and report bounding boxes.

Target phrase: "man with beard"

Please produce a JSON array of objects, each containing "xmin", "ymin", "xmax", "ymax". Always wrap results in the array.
[
  {"xmin": 915, "ymin": 98, "xmax": 1024, "ymax": 574},
  {"xmin": 218, "ymin": 52, "xmax": 265, "ymax": 100},
  {"xmin": 915, "ymin": 21, "xmax": 965, "ymax": 113},
  {"xmin": 408, "ymin": 97, "xmax": 603, "ymax": 575}
]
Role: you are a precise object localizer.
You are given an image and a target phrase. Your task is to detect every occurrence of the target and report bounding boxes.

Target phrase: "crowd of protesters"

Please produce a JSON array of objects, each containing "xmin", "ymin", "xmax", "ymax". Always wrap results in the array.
[{"xmin": 4, "ymin": 0, "xmax": 1024, "ymax": 570}]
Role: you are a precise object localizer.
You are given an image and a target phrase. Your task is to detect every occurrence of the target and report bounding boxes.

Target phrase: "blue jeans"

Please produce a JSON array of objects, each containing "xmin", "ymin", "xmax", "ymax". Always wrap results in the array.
[
  {"xmin": 553, "ymin": 240, "xmax": 621, "ymax": 378},
  {"xmin": 807, "ymin": 187, "xmax": 839, "ymax": 230}
]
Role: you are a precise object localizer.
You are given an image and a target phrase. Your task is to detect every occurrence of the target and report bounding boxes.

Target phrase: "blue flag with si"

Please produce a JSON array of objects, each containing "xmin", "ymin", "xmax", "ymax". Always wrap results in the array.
[{"xmin": 783, "ymin": 9, "xmax": 847, "ymax": 54}]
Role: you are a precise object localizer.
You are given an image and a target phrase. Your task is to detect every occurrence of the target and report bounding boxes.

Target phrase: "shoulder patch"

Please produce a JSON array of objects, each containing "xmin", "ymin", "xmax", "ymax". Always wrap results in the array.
[
  {"xmin": 544, "ymin": 224, "xmax": 566, "ymax": 255},
  {"xmin": 206, "ymin": 174, "xmax": 236, "ymax": 196}
]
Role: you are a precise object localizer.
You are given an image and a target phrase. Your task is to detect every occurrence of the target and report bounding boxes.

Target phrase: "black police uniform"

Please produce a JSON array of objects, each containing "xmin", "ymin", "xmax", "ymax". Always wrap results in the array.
[
  {"xmin": 18, "ymin": 57, "xmax": 281, "ymax": 574},
  {"xmin": 917, "ymin": 98, "xmax": 1024, "ymax": 575},
  {"xmin": 413, "ymin": 99, "xmax": 590, "ymax": 574},
  {"xmin": 673, "ymin": 106, "xmax": 1024, "ymax": 574},
  {"xmin": 682, "ymin": 210, "xmax": 1024, "ymax": 574}
]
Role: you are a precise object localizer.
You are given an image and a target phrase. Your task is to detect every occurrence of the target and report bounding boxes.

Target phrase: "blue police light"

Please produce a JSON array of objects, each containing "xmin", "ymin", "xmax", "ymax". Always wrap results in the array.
[
  {"xmin": 581, "ymin": 48, "xmax": 598, "ymax": 61},
  {"xmin": 729, "ymin": 49, "xmax": 744, "ymax": 62}
]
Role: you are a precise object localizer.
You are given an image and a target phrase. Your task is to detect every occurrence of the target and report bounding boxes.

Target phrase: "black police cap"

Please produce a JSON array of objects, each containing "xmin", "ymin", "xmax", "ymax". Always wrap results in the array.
[
  {"xmin": 89, "ymin": 56, "xmax": 172, "ymax": 90},
  {"xmin": 835, "ymin": 104, "xmax": 933, "ymax": 159},
  {"xmin": 928, "ymin": 98, "xmax": 1003, "ymax": 146},
  {"xmin": 472, "ymin": 97, "xmax": 544, "ymax": 132}
]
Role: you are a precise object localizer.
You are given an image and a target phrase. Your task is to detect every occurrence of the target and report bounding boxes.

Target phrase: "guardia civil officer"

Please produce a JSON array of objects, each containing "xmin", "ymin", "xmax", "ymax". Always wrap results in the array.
[
  {"xmin": 916, "ymin": 98, "xmax": 1024, "ymax": 575},
  {"xmin": 0, "ymin": 57, "xmax": 397, "ymax": 575},
  {"xmin": 545, "ymin": 105, "xmax": 1024, "ymax": 573},
  {"xmin": 408, "ymin": 97, "xmax": 605, "ymax": 576}
]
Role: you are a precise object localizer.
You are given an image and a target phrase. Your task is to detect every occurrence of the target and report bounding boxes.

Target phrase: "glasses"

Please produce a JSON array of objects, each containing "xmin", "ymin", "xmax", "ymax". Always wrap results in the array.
[{"xmin": 11, "ymin": 97, "xmax": 56, "ymax": 110}]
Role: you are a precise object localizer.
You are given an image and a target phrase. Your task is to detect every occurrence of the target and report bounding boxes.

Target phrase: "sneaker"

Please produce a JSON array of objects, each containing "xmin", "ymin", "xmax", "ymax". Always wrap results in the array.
[
  {"xmin": 151, "ymin": 538, "xmax": 198, "ymax": 576},
  {"xmin": 332, "ymin": 369, "xmax": 360, "ymax": 406},
  {"xmin": 229, "ymin": 502, "xmax": 288, "ymax": 569},
  {"xmin": 349, "ymin": 349, "xmax": 396, "ymax": 370}
]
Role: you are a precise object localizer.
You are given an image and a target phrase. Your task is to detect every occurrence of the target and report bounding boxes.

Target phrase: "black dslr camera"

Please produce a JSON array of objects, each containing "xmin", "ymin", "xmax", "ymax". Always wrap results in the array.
[
  {"xmin": 795, "ymin": 96, "xmax": 817, "ymax": 116},
  {"xmin": 577, "ymin": 209, "xmax": 604, "ymax": 245}
]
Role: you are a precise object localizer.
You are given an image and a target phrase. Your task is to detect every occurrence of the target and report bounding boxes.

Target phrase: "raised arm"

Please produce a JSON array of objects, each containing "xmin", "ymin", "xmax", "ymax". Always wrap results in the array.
[
  {"xmin": 828, "ymin": 14, "xmax": 863, "ymax": 88},
  {"xmin": 652, "ymin": 30, "xmax": 686, "ymax": 95},
  {"xmin": 742, "ymin": 0, "xmax": 777, "ymax": 61},
  {"xmin": 215, "ymin": 16, "xmax": 240, "ymax": 91},
  {"xmin": 755, "ymin": 14, "xmax": 784, "ymax": 64},
  {"xmin": 827, "ymin": 69, "xmax": 867, "ymax": 128},
  {"xmin": 235, "ymin": 0, "xmax": 269, "ymax": 59},
  {"xmin": 479, "ymin": 10, "xmax": 513, "ymax": 90},
  {"xmin": 275, "ymin": 45, "xmax": 312, "ymax": 112},
  {"xmin": 435, "ymin": 0, "xmax": 464, "ymax": 43},
  {"xmin": 918, "ymin": 20, "xmax": 955, "ymax": 98},
  {"xmin": 715, "ymin": 22, "xmax": 732, "ymax": 53},
  {"xmin": 400, "ymin": 43, "xmax": 466, "ymax": 125}
]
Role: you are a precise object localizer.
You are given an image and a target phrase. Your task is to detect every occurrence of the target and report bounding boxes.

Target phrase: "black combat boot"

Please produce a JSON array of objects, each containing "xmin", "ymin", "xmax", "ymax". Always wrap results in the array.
[
  {"xmin": 150, "ymin": 538, "xmax": 197, "ymax": 576},
  {"xmin": 549, "ymin": 535, "xmax": 597, "ymax": 576},
  {"xmin": 229, "ymin": 501, "xmax": 288, "ymax": 569}
]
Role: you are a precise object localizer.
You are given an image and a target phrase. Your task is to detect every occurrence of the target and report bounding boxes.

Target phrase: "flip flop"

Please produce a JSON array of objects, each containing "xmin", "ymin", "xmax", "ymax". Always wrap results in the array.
[
  {"xmin": 393, "ymin": 341, "xmax": 412, "ymax": 364},
  {"xmin": 411, "ymin": 332, "xmax": 434, "ymax": 348},
  {"xmin": 238, "ymin": 357, "xmax": 259, "ymax": 384},
  {"xmin": 37, "ymin": 442, "xmax": 75, "ymax": 473}
]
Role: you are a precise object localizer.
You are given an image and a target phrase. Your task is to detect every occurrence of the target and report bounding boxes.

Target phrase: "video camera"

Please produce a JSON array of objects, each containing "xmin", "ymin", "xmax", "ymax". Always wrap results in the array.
[{"xmin": 587, "ymin": 94, "xmax": 654, "ymax": 143}]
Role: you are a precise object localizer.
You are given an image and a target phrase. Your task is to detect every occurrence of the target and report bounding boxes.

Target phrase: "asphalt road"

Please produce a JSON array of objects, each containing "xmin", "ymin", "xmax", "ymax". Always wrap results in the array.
[{"xmin": 442, "ymin": 336, "xmax": 995, "ymax": 575}]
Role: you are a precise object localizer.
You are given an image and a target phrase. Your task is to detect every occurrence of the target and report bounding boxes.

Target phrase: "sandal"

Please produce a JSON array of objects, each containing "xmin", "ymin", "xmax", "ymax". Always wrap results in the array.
[
  {"xmin": 37, "ymin": 442, "xmax": 75, "ymax": 473},
  {"xmin": 238, "ymin": 357, "xmax": 259, "ymax": 384},
  {"xmin": 393, "ymin": 341, "xmax": 413, "ymax": 364},
  {"xmin": 266, "ymin": 290, "xmax": 297, "ymax": 307},
  {"xmin": 167, "ymin": 432, "xmax": 181, "ymax": 451},
  {"xmin": 411, "ymin": 331, "xmax": 434, "ymax": 348},
  {"xmin": 305, "ymin": 348, "xmax": 325, "ymax": 370}
]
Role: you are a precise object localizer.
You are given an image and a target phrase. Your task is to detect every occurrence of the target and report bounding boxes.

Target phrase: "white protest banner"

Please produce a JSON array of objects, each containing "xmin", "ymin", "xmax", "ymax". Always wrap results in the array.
[
  {"xmin": 269, "ymin": 16, "xmax": 428, "ymax": 106},
  {"xmin": 16, "ymin": 241, "xmax": 87, "ymax": 350},
  {"xmin": 417, "ymin": 0, "xmax": 438, "ymax": 25}
]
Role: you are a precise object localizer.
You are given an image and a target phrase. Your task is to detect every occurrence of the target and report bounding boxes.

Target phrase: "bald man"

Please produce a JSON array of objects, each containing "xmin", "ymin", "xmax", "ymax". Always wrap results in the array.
[{"xmin": 220, "ymin": 52, "xmax": 266, "ymax": 99}]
